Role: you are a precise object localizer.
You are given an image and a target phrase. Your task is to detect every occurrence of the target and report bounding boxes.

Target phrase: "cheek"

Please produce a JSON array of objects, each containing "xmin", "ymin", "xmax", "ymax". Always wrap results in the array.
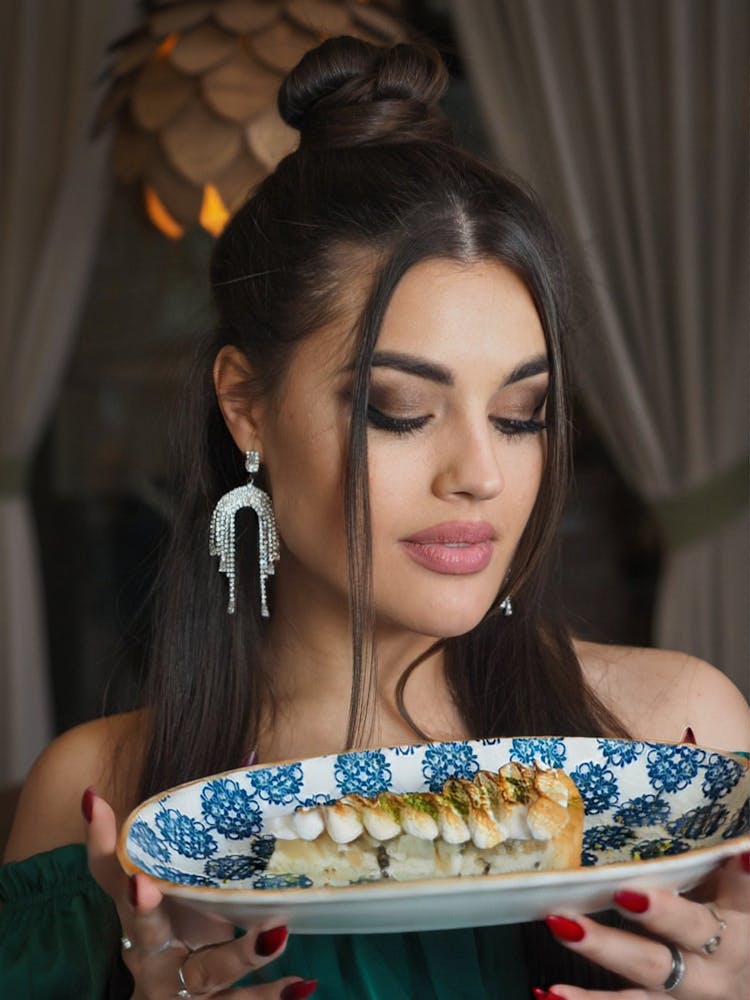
[
  {"xmin": 508, "ymin": 445, "xmax": 545, "ymax": 515},
  {"xmin": 367, "ymin": 442, "xmax": 427, "ymax": 534},
  {"xmin": 265, "ymin": 415, "xmax": 348, "ymax": 557}
]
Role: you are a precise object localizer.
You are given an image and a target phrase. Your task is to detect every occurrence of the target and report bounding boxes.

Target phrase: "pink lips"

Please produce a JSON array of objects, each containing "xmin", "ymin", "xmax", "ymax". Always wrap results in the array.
[{"xmin": 400, "ymin": 521, "xmax": 495, "ymax": 575}]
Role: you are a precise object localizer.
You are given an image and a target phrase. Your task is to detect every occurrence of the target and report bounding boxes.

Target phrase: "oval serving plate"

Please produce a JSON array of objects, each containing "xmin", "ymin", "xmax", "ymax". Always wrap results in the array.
[{"xmin": 117, "ymin": 737, "xmax": 749, "ymax": 934}]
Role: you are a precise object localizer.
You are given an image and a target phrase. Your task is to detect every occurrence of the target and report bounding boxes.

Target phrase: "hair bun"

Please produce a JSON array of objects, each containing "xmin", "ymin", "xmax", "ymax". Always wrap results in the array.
[{"xmin": 278, "ymin": 36, "xmax": 451, "ymax": 149}]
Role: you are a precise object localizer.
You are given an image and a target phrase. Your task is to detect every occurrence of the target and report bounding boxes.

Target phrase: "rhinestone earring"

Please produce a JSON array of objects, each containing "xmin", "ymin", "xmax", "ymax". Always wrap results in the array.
[
  {"xmin": 209, "ymin": 450, "xmax": 280, "ymax": 617},
  {"xmin": 499, "ymin": 595, "xmax": 513, "ymax": 616}
]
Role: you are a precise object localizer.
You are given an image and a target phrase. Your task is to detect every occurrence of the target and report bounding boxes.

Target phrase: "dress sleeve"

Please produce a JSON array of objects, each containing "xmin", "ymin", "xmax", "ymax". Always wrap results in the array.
[
  {"xmin": 0, "ymin": 843, "xmax": 125, "ymax": 1000},
  {"xmin": 242, "ymin": 922, "xmax": 531, "ymax": 999}
]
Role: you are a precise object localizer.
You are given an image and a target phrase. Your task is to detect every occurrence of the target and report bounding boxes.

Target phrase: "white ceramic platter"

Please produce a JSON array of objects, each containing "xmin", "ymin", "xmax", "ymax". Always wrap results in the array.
[{"xmin": 118, "ymin": 737, "xmax": 749, "ymax": 934}]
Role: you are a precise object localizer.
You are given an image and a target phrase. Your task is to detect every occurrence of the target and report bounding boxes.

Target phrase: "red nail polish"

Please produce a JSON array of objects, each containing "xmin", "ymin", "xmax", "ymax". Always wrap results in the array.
[
  {"xmin": 532, "ymin": 990, "xmax": 566, "ymax": 1000},
  {"xmin": 545, "ymin": 914, "xmax": 585, "ymax": 943},
  {"xmin": 255, "ymin": 925, "xmax": 289, "ymax": 956},
  {"xmin": 741, "ymin": 851, "xmax": 750, "ymax": 874},
  {"xmin": 280, "ymin": 981, "xmax": 318, "ymax": 1000},
  {"xmin": 614, "ymin": 889, "xmax": 650, "ymax": 913},
  {"xmin": 81, "ymin": 786, "xmax": 95, "ymax": 823},
  {"xmin": 680, "ymin": 726, "xmax": 696, "ymax": 744},
  {"xmin": 128, "ymin": 875, "xmax": 139, "ymax": 908}
]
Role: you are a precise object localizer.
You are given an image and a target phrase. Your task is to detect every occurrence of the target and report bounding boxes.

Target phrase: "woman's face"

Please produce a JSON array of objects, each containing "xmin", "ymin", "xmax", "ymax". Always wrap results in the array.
[{"xmin": 259, "ymin": 258, "xmax": 549, "ymax": 640}]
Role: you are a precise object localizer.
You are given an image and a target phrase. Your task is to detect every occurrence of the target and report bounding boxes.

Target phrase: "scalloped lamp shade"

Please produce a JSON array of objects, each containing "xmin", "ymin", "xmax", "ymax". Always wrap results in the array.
[{"xmin": 96, "ymin": 0, "xmax": 408, "ymax": 239}]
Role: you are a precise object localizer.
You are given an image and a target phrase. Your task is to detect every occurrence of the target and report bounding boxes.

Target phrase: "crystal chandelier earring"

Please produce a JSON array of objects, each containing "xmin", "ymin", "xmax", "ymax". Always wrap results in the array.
[
  {"xmin": 209, "ymin": 450, "xmax": 280, "ymax": 617},
  {"xmin": 499, "ymin": 595, "xmax": 513, "ymax": 616}
]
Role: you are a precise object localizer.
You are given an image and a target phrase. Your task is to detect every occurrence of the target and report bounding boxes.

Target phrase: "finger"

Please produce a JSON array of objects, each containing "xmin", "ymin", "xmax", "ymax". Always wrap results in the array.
[
  {"xmin": 123, "ymin": 872, "xmax": 178, "ymax": 953},
  {"xmin": 84, "ymin": 790, "xmax": 176, "ymax": 954},
  {"xmin": 214, "ymin": 977, "xmax": 318, "ymax": 999},
  {"xmin": 179, "ymin": 924, "xmax": 292, "ymax": 996},
  {"xmin": 612, "ymin": 886, "xmax": 731, "ymax": 955},
  {"xmin": 712, "ymin": 849, "xmax": 750, "ymax": 912},
  {"xmin": 533, "ymin": 988, "xmax": 654, "ymax": 999},
  {"xmin": 166, "ymin": 897, "xmax": 239, "ymax": 951},
  {"xmin": 544, "ymin": 912, "xmax": 685, "ymax": 992},
  {"xmin": 85, "ymin": 789, "xmax": 129, "ymax": 900}
]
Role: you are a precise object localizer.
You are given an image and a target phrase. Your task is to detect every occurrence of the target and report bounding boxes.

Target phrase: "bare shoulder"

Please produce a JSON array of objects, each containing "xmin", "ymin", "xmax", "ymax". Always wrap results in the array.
[
  {"xmin": 575, "ymin": 639, "xmax": 750, "ymax": 752},
  {"xmin": 3, "ymin": 709, "xmax": 147, "ymax": 863}
]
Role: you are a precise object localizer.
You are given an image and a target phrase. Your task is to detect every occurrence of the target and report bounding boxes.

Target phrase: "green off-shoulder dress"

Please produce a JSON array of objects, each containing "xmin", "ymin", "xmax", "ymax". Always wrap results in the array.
[{"xmin": 0, "ymin": 844, "xmax": 531, "ymax": 999}]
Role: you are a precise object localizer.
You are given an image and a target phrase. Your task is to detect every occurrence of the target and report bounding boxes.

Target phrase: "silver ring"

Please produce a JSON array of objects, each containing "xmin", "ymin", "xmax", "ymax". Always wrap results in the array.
[
  {"xmin": 121, "ymin": 934, "xmax": 176, "ymax": 957},
  {"xmin": 663, "ymin": 941, "xmax": 686, "ymax": 992},
  {"xmin": 701, "ymin": 903, "xmax": 727, "ymax": 955},
  {"xmin": 177, "ymin": 955, "xmax": 195, "ymax": 999}
]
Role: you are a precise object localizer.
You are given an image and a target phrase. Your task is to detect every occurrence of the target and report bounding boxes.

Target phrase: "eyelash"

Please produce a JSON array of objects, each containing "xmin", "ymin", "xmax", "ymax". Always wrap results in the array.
[{"xmin": 366, "ymin": 406, "xmax": 548, "ymax": 439}]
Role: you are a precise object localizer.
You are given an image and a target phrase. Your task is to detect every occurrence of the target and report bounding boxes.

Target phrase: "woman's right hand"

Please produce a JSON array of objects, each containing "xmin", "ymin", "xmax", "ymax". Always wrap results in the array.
[{"xmin": 84, "ymin": 788, "xmax": 317, "ymax": 999}]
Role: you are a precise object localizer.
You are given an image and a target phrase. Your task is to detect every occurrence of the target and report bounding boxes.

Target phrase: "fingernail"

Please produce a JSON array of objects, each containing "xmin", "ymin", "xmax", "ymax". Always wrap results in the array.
[
  {"xmin": 532, "ymin": 990, "xmax": 566, "ymax": 1000},
  {"xmin": 740, "ymin": 851, "xmax": 750, "ymax": 874},
  {"xmin": 280, "ymin": 981, "xmax": 318, "ymax": 1000},
  {"xmin": 613, "ymin": 889, "xmax": 650, "ymax": 913},
  {"xmin": 128, "ymin": 875, "xmax": 139, "ymax": 908},
  {"xmin": 81, "ymin": 786, "xmax": 95, "ymax": 823},
  {"xmin": 680, "ymin": 726, "xmax": 697, "ymax": 744},
  {"xmin": 545, "ymin": 914, "xmax": 585, "ymax": 943},
  {"xmin": 255, "ymin": 925, "xmax": 288, "ymax": 956}
]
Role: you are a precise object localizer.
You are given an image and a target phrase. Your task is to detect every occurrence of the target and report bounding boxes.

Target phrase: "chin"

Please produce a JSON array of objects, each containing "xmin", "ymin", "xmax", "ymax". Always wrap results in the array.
[{"xmin": 388, "ymin": 592, "xmax": 497, "ymax": 640}]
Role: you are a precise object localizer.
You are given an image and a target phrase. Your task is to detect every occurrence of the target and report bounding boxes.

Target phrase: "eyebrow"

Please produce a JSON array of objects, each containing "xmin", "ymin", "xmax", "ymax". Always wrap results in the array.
[{"xmin": 368, "ymin": 350, "xmax": 549, "ymax": 387}]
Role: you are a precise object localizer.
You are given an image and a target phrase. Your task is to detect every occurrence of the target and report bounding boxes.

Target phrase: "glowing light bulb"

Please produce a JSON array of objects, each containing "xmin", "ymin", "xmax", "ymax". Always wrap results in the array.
[
  {"xmin": 199, "ymin": 183, "xmax": 230, "ymax": 237},
  {"xmin": 144, "ymin": 184, "xmax": 184, "ymax": 240}
]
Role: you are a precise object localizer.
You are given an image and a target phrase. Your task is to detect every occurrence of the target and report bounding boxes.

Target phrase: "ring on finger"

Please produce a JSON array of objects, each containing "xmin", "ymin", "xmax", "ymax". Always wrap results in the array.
[
  {"xmin": 177, "ymin": 950, "xmax": 210, "ymax": 999},
  {"xmin": 120, "ymin": 934, "xmax": 177, "ymax": 957},
  {"xmin": 700, "ymin": 903, "xmax": 727, "ymax": 955},
  {"xmin": 177, "ymin": 957, "xmax": 193, "ymax": 1000},
  {"xmin": 662, "ymin": 941, "xmax": 686, "ymax": 992}
]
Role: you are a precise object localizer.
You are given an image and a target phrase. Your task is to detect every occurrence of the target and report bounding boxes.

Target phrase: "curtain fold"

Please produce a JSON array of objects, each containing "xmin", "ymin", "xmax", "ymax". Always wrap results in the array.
[
  {"xmin": 451, "ymin": 0, "xmax": 748, "ymax": 692},
  {"xmin": 0, "ymin": 0, "xmax": 133, "ymax": 783}
]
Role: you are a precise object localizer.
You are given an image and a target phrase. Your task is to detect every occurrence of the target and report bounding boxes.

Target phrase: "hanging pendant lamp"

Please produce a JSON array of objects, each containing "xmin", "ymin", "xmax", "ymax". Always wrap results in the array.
[{"xmin": 96, "ymin": 0, "xmax": 408, "ymax": 239}]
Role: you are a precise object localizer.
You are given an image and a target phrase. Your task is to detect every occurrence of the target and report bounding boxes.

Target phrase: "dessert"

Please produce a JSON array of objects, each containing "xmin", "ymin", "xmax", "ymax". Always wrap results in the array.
[{"xmin": 263, "ymin": 761, "xmax": 583, "ymax": 886}]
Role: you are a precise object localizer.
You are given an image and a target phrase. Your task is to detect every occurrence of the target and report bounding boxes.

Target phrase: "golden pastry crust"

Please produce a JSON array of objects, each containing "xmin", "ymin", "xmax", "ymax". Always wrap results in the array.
[{"xmin": 264, "ymin": 762, "xmax": 584, "ymax": 886}]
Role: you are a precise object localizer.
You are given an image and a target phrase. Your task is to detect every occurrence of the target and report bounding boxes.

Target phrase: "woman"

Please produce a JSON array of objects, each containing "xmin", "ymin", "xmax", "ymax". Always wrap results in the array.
[{"xmin": 2, "ymin": 36, "xmax": 749, "ymax": 1000}]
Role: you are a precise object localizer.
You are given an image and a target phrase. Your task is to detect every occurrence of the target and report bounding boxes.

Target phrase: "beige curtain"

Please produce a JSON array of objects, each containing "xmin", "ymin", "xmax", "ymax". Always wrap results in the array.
[
  {"xmin": 452, "ymin": 0, "xmax": 749, "ymax": 694},
  {"xmin": 0, "ymin": 0, "xmax": 133, "ymax": 783}
]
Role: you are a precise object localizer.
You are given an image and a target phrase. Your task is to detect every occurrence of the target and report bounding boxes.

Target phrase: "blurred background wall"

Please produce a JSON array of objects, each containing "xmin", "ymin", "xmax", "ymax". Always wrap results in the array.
[{"xmin": 1, "ymin": 0, "xmax": 747, "ymax": 791}]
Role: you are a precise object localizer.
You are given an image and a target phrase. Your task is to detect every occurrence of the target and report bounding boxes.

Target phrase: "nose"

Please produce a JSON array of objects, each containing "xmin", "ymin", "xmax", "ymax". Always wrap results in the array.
[{"xmin": 431, "ymin": 422, "xmax": 504, "ymax": 501}]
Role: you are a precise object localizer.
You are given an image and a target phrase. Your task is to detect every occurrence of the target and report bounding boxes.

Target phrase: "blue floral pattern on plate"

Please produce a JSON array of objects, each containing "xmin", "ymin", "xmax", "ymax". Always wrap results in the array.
[
  {"xmin": 702, "ymin": 754, "xmax": 745, "ymax": 801},
  {"xmin": 723, "ymin": 799, "xmax": 750, "ymax": 840},
  {"xmin": 646, "ymin": 744, "xmax": 706, "ymax": 793},
  {"xmin": 334, "ymin": 750, "xmax": 392, "ymax": 796},
  {"xmin": 597, "ymin": 739, "xmax": 644, "ymax": 767},
  {"xmin": 511, "ymin": 737, "xmax": 566, "ymax": 769},
  {"xmin": 666, "ymin": 803, "xmax": 729, "ymax": 840},
  {"xmin": 129, "ymin": 820, "xmax": 171, "ymax": 862},
  {"xmin": 583, "ymin": 824, "xmax": 637, "ymax": 853},
  {"xmin": 249, "ymin": 764, "xmax": 304, "ymax": 805},
  {"xmin": 422, "ymin": 741, "xmax": 479, "ymax": 791},
  {"xmin": 122, "ymin": 737, "xmax": 749, "ymax": 898},
  {"xmin": 570, "ymin": 762, "xmax": 620, "ymax": 814},
  {"xmin": 630, "ymin": 838, "xmax": 691, "ymax": 860},
  {"xmin": 201, "ymin": 779, "xmax": 262, "ymax": 839},
  {"xmin": 614, "ymin": 794, "xmax": 671, "ymax": 828},
  {"xmin": 156, "ymin": 809, "xmax": 217, "ymax": 859}
]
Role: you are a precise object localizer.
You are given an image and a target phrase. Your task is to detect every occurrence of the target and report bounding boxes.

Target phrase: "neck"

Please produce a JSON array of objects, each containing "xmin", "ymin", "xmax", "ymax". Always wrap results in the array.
[
  {"xmin": 264, "ymin": 595, "xmax": 443, "ymax": 709},
  {"xmin": 258, "ymin": 561, "xmax": 461, "ymax": 757}
]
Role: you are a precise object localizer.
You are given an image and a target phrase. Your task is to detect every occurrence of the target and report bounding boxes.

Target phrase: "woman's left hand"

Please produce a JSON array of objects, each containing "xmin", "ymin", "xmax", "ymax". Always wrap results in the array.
[{"xmin": 533, "ymin": 850, "xmax": 750, "ymax": 999}]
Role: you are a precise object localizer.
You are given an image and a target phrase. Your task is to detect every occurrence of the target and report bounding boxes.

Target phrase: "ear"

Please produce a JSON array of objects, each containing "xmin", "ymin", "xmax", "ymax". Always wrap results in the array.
[{"xmin": 213, "ymin": 345, "xmax": 265, "ymax": 454}]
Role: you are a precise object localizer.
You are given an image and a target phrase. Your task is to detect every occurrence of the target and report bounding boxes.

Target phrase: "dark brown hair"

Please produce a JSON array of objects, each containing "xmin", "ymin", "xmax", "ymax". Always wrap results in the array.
[{"xmin": 136, "ymin": 36, "xmax": 628, "ymax": 804}]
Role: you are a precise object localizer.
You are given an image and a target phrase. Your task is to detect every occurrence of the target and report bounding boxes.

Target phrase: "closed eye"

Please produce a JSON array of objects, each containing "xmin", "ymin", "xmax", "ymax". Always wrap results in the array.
[
  {"xmin": 491, "ymin": 416, "xmax": 547, "ymax": 439},
  {"xmin": 367, "ymin": 406, "xmax": 430, "ymax": 436},
  {"xmin": 367, "ymin": 406, "xmax": 547, "ymax": 439}
]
